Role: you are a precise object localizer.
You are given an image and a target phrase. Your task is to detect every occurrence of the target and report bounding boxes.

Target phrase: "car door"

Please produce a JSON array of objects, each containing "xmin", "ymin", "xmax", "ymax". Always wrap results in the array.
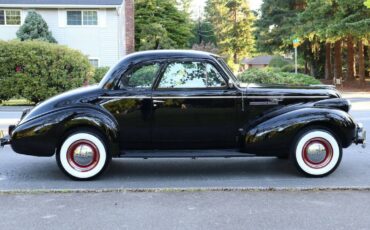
[
  {"xmin": 151, "ymin": 59, "xmax": 238, "ymax": 149},
  {"xmin": 101, "ymin": 61, "xmax": 162, "ymax": 149}
]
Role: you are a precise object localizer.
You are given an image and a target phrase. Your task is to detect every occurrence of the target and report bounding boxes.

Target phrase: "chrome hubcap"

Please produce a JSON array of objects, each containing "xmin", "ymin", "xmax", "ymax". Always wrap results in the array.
[
  {"xmin": 305, "ymin": 143, "xmax": 327, "ymax": 164},
  {"xmin": 302, "ymin": 137, "xmax": 333, "ymax": 169},
  {"xmin": 72, "ymin": 144, "xmax": 95, "ymax": 167},
  {"xmin": 67, "ymin": 140, "xmax": 100, "ymax": 172}
]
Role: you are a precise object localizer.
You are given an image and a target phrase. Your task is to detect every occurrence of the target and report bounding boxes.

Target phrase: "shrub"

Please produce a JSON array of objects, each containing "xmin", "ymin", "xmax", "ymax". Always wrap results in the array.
[
  {"xmin": 93, "ymin": 67, "xmax": 110, "ymax": 83},
  {"xmin": 238, "ymin": 68, "xmax": 321, "ymax": 85},
  {"xmin": 279, "ymin": 64, "xmax": 305, "ymax": 73},
  {"xmin": 268, "ymin": 56, "xmax": 291, "ymax": 68},
  {"xmin": 16, "ymin": 11, "xmax": 57, "ymax": 43},
  {"xmin": 0, "ymin": 40, "xmax": 94, "ymax": 103}
]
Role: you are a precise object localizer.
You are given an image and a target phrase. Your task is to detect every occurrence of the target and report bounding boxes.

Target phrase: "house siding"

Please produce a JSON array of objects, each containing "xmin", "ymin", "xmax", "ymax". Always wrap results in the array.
[{"xmin": 0, "ymin": 7, "xmax": 124, "ymax": 67}]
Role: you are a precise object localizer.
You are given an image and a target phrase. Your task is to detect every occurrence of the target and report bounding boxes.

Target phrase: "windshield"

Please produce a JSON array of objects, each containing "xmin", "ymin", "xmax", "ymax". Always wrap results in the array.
[{"xmin": 215, "ymin": 57, "xmax": 240, "ymax": 86}]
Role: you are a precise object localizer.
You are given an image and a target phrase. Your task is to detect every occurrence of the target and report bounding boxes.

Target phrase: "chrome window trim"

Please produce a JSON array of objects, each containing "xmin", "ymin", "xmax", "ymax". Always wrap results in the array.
[{"xmin": 99, "ymin": 95, "xmax": 330, "ymax": 100}]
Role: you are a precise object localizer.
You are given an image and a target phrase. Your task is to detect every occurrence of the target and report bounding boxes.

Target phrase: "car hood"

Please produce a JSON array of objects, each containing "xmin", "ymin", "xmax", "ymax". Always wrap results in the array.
[{"xmin": 21, "ymin": 85, "xmax": 104, "ymax": 124}]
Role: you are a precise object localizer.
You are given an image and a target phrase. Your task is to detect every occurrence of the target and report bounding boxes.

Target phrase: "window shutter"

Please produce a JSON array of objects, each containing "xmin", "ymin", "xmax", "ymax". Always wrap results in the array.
[
  {"xmin": 58, "ymin": 9, "xmax": 66, "ymax": 27},
  {"xmin": 98, "ymin": 9, "xmax": 106, "ymax": 27}
]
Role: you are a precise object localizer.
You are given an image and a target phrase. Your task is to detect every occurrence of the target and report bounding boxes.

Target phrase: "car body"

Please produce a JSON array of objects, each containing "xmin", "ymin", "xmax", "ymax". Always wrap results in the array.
[{"xmin": 0, "ymin": 50, "xmax": 366, "ymax": 180}]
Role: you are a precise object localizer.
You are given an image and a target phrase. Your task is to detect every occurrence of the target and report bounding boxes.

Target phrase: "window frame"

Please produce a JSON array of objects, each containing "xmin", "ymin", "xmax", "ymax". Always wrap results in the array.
[
  {"xmin": 114, "ymin": 61, "xmax": 164, "ymax": 90},
  {"xmin": 88, "ymin": 58, "xmax": 100, "ymax": 68},
  {"xmin": 66, "ymin": 10, "xmax": 98, "ymax": 26},
  {"xmin": 153, "ymin": 59, "xmax": 229, "ymax": 91},
  {"xmin": 0, "ymin": 9, "xmax": 21, "ymax": 26}
]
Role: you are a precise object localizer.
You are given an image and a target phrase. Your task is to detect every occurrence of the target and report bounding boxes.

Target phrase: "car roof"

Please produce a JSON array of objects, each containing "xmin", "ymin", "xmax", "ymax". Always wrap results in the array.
[{"xmin": 123, "ymin": 50, "xmax": 220, "ymax": 63}]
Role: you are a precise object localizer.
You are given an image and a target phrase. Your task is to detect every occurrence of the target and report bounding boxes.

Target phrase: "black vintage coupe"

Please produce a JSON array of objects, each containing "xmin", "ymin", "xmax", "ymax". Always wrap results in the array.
[{"xmin": 0, "ymin": 50, "xmax": 366, "ymax": 180}]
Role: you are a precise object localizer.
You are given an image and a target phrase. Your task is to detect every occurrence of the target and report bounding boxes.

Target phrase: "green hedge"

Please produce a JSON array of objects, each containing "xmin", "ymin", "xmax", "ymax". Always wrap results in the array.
[
  {"xmin": 238, "ymin": 68, "xmax": 321, "ymax": 85},
  {"xmin": 0, "ymin": 40, "xmax": 94, "ymax": 103},
  {"xmin": 93, "ymin": 67, "xmax": 110, "ymax": 83}
]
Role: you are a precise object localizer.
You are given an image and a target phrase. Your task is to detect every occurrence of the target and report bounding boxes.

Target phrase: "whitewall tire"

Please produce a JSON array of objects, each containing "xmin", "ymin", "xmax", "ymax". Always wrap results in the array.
[
  {"xmin": 57, "ymin": 132, "xmax": 110, "ymax": 180},
  {"xmin": 291, "ymin": 129, "xmax": 342, "ymax": 177}
]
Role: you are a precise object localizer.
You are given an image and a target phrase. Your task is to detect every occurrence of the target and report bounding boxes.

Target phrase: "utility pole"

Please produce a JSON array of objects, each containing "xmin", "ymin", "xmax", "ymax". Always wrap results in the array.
[{"xmin": 293, "ymin": 38, "xmax": 300, "ymax": 74}]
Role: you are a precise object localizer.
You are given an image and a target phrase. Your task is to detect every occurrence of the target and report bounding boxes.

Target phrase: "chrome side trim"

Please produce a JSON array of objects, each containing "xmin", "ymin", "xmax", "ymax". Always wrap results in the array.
[
  {"xmin": 247, "ymin": 96, "xmax": 329, "ymax": 99},
  {"xmin": 99, "ymin": 95, "xmax": 330, "ymax": 100},
  {"xmin": 99, "ymin": 96, "xmax": 151, "ymax": 99}
]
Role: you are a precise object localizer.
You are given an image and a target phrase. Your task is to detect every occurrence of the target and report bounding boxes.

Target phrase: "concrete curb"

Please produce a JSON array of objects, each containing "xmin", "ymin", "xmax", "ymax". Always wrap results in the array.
[{"xmin": 1, "ymin": 186, "xmax": 370, "ymax": 195}]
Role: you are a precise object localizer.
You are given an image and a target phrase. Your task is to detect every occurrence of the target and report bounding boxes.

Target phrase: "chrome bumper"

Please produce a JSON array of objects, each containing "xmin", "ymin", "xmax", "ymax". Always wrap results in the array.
[
  {"xmin": 0, "ymin": 130, "xmax": 11, "ymax": 148},
  {"xmin": 355, "ymin": 123, "xmax": 366, "ymax": 148}
]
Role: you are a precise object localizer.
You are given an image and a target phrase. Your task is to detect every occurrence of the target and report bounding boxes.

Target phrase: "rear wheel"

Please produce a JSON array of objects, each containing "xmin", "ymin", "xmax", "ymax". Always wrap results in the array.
[
  {"xmin": 291, "ymin": 128, "xmax": 342, "ymax": 177},
  {"xmin": 57, "ymin": 131, "xmax": 111, "ymax": 180}
]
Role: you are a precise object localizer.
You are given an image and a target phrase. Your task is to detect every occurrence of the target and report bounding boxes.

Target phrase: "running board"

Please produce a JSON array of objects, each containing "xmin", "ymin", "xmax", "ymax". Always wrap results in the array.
[{"xmin": 117, "ymin": 149, "xmax": 256, "ymax": 158}]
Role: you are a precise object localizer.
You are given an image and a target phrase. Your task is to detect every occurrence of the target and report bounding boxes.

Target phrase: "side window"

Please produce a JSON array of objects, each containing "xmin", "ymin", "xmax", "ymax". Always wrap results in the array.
[
  {"xmin": 158, "ymin": 61, "xmax": 226, "ymax": 89},
  {"xmin": 117, "ymin": 63, "xmax": 160, "ymax": 89}
]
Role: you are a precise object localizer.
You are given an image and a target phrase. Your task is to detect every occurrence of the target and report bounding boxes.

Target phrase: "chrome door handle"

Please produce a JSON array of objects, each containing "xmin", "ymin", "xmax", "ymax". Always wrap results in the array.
[{"xmin": 153, "ymin": 100, "xmax": 165, "ymax": 108}]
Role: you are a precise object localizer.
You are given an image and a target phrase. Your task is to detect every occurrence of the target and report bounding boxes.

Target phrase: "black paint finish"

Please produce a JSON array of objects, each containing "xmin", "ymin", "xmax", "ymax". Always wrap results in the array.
[{"xmin": 7, "ymin": 50, "xmax": 361, "ymax": 158}]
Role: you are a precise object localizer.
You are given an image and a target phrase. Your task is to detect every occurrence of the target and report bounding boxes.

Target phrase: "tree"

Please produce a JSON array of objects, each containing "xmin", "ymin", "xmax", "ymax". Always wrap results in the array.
[
  {"xmin": 192, "ymin": 41, "xmax": 219, "ymax": 53},
  {"xmin": 190, "ymin": 20, "xmax": 217, "ymax": 46},
  {"xmin": 16, "ymin": 11, "xmax": 57, "ymax": 43},
  {"xmin": 177, "ymin": 0, "xmax": 192, "ymax": 14},
  {"xmin": 137, "ymin": 23, "xmax": 176, "ymax": 50},
  {"xmin": 297, "ymin": 0, "xmax": 370, "ymax": 81},
  {"xmin": 255, "ymin": 0, "xmax": 305, "ymax": 53},
  {"xmin": 135, "ymin": 0, "xmax": 193, "ymax": 50},
  {"xmin": 365, "ymin": 0, "xmax": 370, "ymax": 8},
  {"xmin": 205, "ymin": 0, "xmax": 255, "ymax": 66},
  {"xmin": 255, "ymin": 1, "xmax": 325, "ymax": 77}
]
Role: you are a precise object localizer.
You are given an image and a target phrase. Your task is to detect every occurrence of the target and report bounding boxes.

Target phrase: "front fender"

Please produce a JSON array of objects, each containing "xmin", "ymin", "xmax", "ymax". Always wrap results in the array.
[
  {"xmin": 240, "ymin": 107, "xmax": 356, "ymax": 155},
  {"xmin": 11, "ymin": 105, "xmax": 119, "ymax": 157}
]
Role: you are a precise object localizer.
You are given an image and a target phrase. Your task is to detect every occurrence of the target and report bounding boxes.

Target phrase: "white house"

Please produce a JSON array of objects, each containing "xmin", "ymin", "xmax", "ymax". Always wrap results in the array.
[{"xmin": 0, "ymin": 0, "xmax": 135, "ymax": 67}]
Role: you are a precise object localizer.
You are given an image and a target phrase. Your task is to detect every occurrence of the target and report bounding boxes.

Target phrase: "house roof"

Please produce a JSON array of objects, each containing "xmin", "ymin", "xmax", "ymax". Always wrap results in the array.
[
  {"xmin": 242, "ymin": 55, "xmax": 273, "ymax": 65},
  {"xmin": 0, "ymin": 0, "xmax": 123, "ymax": 7}
]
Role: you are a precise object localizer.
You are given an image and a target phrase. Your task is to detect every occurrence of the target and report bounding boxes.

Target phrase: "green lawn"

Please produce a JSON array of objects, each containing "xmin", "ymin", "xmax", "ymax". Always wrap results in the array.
[{"xmin": 0, "ymin": 98, "xmax": 34, "ymax": 106}]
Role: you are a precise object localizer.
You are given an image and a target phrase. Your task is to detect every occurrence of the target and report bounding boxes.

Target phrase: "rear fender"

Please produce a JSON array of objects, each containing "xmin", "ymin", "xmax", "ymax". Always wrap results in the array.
[
  {"xmin": 240, "ymin": 107, "xmax": 356, "ymax": 155},
  {"xmin": 11, "ymin": 105, "xmax": 119, "ymax": 157}
]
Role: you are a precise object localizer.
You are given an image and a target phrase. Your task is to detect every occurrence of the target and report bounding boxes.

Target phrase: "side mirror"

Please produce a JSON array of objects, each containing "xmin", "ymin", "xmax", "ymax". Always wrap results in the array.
[{"xmin": 228, "ymin": 79, "xmax": 235, "ymax": 89}]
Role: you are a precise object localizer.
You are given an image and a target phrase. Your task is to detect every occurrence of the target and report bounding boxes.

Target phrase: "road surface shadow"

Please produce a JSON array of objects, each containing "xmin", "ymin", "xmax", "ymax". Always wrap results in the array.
[{"xmin": 103, "ymin": 157, "xmax": 298, "ymax": 180}]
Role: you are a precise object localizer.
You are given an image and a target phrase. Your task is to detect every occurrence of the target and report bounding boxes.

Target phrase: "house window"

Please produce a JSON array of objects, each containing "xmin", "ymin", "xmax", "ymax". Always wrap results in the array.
[
  {"xmin": 67, "ymin": 10, "xmax": 98, "ymax": 26},
  {"xmin": 89, "ymin": 58, "xmax": 99, "ymax": 67},
  {"xmin": 0, "ymin": 10, "xmax": 21, "ymax": 25}
]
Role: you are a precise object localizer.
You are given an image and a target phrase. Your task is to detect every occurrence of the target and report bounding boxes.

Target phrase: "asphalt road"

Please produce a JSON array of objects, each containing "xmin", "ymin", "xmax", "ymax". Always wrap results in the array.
[
  {"xmin": 0, "ymin": 190, "xmax": 370, "ymax": 230},
  {"xmin": 0, "ymin": 97, "xmax": 369, "ymax": 191}
]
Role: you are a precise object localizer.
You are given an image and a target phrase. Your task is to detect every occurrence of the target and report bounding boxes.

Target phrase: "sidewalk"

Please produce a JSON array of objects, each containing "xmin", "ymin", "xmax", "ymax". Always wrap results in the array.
[
  {"xmin": 0, "ymin": 106, "xmax": 33, "ymax": 112},
  {"xmin": 341, "ymin": 92, "xmax": 370, "ymax": 98}
]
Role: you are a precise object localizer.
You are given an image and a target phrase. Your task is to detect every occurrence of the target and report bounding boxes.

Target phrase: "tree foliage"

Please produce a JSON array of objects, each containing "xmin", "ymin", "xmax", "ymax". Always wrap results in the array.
[
  {"xmin": 16, "ymin": 11, "xmax": 57, "ymax": 43},
  {"xmin": 255, "ymin": 0, "xmax": 305, "ymax": 53},
  {"xmin": 365, "ymin": 0, "xmax": 370, "ymax": 8},
  {"xmin": 135, "ymin": 0, "xmax": 193, "ymax": 50},
  {"xmin": 205, "ymin": 0, "xmax": 255, "ymax": 65},
  {"xmin": 190, "ymin": 21, "xmax": 217, "ymax": 46}
]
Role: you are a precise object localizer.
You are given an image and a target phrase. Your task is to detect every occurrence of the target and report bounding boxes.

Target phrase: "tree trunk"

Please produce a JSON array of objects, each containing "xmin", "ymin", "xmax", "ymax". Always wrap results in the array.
[
  {"xmin": 233, "ymin": 53, "xmax": 238, "ymax": 65},
  {"xmin": 358, "ymin": 40, "xmax": 365, "ymax": 83},
  {"xmin": 334, "ymin": 40, "xmax": 342, "ymax": 81},
  {"xmin": 304, "ymin": 61, "xmax": 309, "ymax": 74},
  {"xmin": 347, "ymin": 36, "xmax": 355, "ymax": 80},
  {"xmin": 325, "ymin": 42, "xmax": 332, "ymax": 80}
]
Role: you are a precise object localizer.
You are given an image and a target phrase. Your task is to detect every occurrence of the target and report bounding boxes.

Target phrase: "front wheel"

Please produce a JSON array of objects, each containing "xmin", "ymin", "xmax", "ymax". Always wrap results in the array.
[
  {"xmin": 57, "ymin": 131, "xmax": 110, "ymax": 180},
  {"xmin": 291, "ymin": 128, "xmax": 342, "ymax": 177}
]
